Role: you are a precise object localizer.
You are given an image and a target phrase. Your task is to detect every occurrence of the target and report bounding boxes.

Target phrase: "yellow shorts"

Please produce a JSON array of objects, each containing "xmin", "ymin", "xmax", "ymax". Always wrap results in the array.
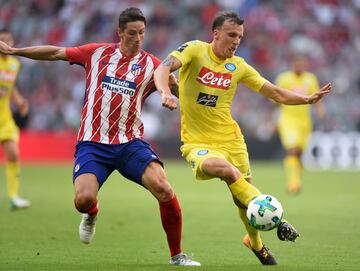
[
  {"xmin": 0, "ymin": 120, "xmax": 19, "ymax": 143},
  {"xmin": 278, "ymin": 120, "xmax": 311, "ymax": 151},
  {"xmin": 180, "ymin": 142, "xmax": 251, "ymax": 181}
]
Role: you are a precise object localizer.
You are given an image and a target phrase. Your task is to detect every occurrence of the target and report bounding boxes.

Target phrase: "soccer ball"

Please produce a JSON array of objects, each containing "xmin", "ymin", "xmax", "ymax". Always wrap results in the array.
[{"xmin": 246, "ymin": 194, "xmax": 283, "ymax": 231}]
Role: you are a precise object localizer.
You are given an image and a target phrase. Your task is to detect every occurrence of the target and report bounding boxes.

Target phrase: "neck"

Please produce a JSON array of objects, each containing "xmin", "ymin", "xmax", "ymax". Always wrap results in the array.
[
  {"xmin": 119, "ymin": 43, "xmax": 139, "ymax": 57},
  {"xmin": 211, "ymin": 42, "xmax": 225, "ymax": 60}
]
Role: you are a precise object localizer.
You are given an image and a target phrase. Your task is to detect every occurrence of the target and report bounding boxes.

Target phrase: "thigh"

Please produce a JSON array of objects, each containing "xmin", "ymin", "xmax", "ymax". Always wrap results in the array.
[
  {"xmin": 225, "ymin": 143, "xmax": 252, "ymax": 179},
  {"xmin": 180, "ymin": 144, "xmax": 227, "ymax": 180},
  {"xmin": 0, "ymin": 121, "xmax": 19, "ymax": 143},
  {"xmin": 1, "ymin": 139, "xmax": 19, "ymax": 162},
  {"xmin": 278, "ymin": 121, "xmax": 301, "ymax": 150},
  {"xmin": 73, "ymin": 142, "xmax": 114, "ymax": 188},
  {"xmin": 117, "ymin": 139, "xmax": 163, "ymax": 186}
]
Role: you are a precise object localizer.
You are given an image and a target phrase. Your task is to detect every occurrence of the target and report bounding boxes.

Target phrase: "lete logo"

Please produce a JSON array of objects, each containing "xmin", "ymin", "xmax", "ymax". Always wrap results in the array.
[{"xmin": 196, "ymin": 67, "xmax": 232, "ymax": 90}]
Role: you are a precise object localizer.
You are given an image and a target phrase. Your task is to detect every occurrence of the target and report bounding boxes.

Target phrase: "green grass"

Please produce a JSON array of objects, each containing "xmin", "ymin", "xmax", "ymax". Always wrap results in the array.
[{"xmin": 0, "ymin": 161, "xmax": 359, "ymax": 271}]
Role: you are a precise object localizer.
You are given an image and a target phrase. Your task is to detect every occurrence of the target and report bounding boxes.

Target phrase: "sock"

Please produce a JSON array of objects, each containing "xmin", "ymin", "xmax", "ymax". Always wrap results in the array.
[
  {"xmin": 74, "ymin": 199, "xmax": 98, "ymax": 216},
  {"xmin": 238, "ymin": 208, "xmax": 263, "ymax": 251},
  {"xmin": 6, "ymin": 162, "xmax": 20, "ymax": 198},
  {"xmin": 228, "ymin": 177, "xmax": 261, "ymax": 207},
  {"xmin": 284, "ymin": 156, "xmax": 301, "ymax": 186},
  {"xmin": 159, "ymin": 195, "xmax": 182, "ymax": 257}
]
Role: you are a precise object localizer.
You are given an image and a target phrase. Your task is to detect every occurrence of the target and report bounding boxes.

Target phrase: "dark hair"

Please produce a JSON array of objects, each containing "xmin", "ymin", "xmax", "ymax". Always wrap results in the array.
[
  {"xmin": 118, "ymin": 7, "xmax": 146, "ymax": 31},
  {"xmin": 212, "ymin": 11, "xmax": 244, "ymax": 32}
]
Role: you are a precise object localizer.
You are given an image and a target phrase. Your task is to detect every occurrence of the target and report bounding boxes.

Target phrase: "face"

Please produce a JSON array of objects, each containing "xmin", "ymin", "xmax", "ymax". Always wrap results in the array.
[
  {"xmin": 213, "ymin": 20, "xmax": 243, "ymax": 59},
  {"xmin": 118, "ymin": 21, "xmax": 145, "ymax": 56},
  {"xmin": 292, "ymin": 56, "xmax": 307, "ymax": 74},
  {"xmin": 0, "ymin": 32, "xmax": 14, "ymax": 47}
]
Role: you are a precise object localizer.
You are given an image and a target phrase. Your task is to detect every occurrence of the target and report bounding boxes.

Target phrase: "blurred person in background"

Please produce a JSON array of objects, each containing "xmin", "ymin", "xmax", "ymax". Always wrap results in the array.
[
  {"xmin": 275, "ymin": 54, "xmax": 326, "ymax": 194},
  {"xmin": 155, "ymin": 11, "xmax": 331, "ymax": 265},
  {"xmin": 0, "ymin": 8, "xmax": 200, "ymax": 266},
  {"xmin": 0, "ymin": 28, "xmax": 30, "ymax": 210}
]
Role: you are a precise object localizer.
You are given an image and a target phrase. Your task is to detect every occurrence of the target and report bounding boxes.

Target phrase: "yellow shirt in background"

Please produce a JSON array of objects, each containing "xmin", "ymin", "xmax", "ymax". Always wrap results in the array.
[
  {"xmin": 275, "ymin": 71, "xmax": 319, "ymax": 124},
  {"xmin": 0, "ymin": 56, "xmax": 20, "ymax": 125},
  {"xmin": 170, "ymin": 40, "xmax": 267, "ymax": 144}
]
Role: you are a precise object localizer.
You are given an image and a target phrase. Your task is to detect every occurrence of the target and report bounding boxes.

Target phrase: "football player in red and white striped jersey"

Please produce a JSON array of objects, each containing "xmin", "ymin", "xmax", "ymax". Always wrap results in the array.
[{"xmin": 0, "ymin": 7, "xmax": 200, "ymax": 266}]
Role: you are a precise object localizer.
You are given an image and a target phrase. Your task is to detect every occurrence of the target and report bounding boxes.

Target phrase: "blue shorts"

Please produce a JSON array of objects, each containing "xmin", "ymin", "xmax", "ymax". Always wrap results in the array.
[{"xmin": 72, "ymin": 139, "xmax": 163, "ymax": 188}]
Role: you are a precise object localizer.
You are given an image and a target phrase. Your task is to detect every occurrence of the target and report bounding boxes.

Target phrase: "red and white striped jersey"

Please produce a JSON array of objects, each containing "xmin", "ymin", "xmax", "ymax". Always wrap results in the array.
[{"xmin": 66, "ymin": 43, "xmax": 161, "ymax": 144}]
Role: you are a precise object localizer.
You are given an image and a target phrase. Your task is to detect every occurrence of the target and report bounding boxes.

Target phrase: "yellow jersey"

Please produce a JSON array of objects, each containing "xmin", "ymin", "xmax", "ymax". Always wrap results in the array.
[
  {"xmin": 275, "ymin": 71, "xmax": 319, "ymax": 123},
  {"xmin": 0, "ymin": 56, "xmax": 20, "ymax": 125},
  {"xmin": 170, "ymin": 40, "xmax": 267, "ymax": 144}
]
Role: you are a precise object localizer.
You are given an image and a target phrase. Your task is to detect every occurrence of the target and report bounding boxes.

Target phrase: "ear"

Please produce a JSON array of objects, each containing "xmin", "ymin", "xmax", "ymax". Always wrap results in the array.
[
  {"xmin": 213, "ymin": 29, "xmax": 220, "ymax": 40},
  {"xmin": 117, "ymin": 27, "xmax": 123, "ymax": 39}
]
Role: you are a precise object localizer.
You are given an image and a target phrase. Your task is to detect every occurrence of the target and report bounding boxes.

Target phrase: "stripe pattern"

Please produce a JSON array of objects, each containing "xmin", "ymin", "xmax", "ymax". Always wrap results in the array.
[{"xmin": 69, "ymin": 44, "xmax": 158, "ymax": 144}]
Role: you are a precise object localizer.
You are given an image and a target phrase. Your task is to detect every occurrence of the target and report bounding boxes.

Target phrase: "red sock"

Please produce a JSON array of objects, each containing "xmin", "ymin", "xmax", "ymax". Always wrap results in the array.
[
  {"xmin": 74, "ymin": 199, "xmax": 98, "ymax": 216},
  {"xmin": 159, "ymin": 195, "xmax": 182, "ymax": 257}
]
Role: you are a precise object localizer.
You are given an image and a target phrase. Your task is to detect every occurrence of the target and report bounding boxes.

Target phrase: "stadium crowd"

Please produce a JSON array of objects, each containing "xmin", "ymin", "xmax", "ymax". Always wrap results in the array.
[{"xmin": 1, "ymin": 0, "xmax": 359, "ymax": 141}]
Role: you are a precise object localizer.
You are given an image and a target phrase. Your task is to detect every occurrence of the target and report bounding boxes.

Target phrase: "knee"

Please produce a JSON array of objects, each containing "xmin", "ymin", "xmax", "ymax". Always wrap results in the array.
[
  {"xmin": 220, "ymin": 166, "xmax": 241, "ymax": 183},
  {"xmin": 74, "ymin": 192, "xmax": 96, "ymax": 213},
  {"xmin": 152, "ymin": 177, "xmax": 174, "ymax": 202}
]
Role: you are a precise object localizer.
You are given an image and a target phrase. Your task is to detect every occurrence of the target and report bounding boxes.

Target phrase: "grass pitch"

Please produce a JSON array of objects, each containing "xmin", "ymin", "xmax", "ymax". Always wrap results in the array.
[{"xmin": 0, "ymin": 161, "xmax": 359, "ymax": 271}]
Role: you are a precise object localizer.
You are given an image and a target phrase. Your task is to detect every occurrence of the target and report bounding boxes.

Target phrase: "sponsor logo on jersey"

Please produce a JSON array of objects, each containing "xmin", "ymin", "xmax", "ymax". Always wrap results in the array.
[
  {"xmin": 197, "ymin": 150, "xmax": 209, "ymax": 156},
  {"xmin": 196, "ymin": 92, "xmax": 218, "ymax": 107},
  {"xmin": 131, "ymin": 63, "xmax": 142, "ymax": 77},
  {"xmin": 225, "ymin": 63, "xmax": 236, "ymax": 72},
  {"xmin": 101, "ymin": 75, "xmax": 136, "ymax": 96},
  {"xmin": 196, "ymin": 67, "xmax": 232, "ymax": 90},
  {"xmin": 176, "ymin": 43, "xmax": 188, "ymax": 53},
  {"xmin": 0, "ymin": 70, "xmax": 16, "ymax": 82}
]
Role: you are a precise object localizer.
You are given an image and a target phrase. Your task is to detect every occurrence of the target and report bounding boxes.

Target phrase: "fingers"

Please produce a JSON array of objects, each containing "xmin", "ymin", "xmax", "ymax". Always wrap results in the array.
[{"xmin": 162, "ymin": 96, "xmax": 177, "ymax": 110}]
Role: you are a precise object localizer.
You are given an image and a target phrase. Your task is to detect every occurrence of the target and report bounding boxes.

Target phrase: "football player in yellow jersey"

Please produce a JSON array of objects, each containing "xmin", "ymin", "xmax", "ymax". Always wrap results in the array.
[
  {"xmin": 154, "ymin": 11, "xmax": 331, "ymax": 265},
  {"xmin": 0, "ymin": 29, "xmax": 30, "ymax": 209},
  {"xmin": 276, "ymin": 55, "xmax": 326, "ymax": 195}
]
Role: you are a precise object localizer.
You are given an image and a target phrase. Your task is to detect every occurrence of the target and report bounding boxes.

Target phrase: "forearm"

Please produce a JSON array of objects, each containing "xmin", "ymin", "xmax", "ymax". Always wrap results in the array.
[
  {"xmin": 12, "ymin": 45, "xmax": 67, "ymax": 61},
  {"xmin": 154, "ymin": 66, "xmax": 172, "ymax": 96},
  {"xmin": 260, "ymin": 82, "xmax": 309, "ymax": 105}
]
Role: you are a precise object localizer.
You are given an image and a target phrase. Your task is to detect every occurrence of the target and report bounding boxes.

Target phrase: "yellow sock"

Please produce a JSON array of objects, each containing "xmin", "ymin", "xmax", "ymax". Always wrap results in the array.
[
  {"xmin": 238, "ymin": 208, "xmax": 263, "ymax": 250},
  {"xmin": 6, "ymin": 162, "xmax": 20, "ymax": 198},
  {"xmin": 228, "ymin": 177, "xmax": 261, "ymax": 207},
  {"xmin": 284, "ymin": 156, "xmax": 302, "ymax": 186}
]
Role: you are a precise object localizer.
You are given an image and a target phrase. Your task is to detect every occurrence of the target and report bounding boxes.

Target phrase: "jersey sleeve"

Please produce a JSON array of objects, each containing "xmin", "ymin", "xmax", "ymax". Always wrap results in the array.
[
  {"xmin": 240, "ymin": 61, "xmax": 268, "ymax": 91},
  {"xmin": 65, "ymin": 43, "xmax": 102, "ymax": 66},
  {"xmin": 170, "ymin": 40, "xmax": 199, "ymax": 66}
]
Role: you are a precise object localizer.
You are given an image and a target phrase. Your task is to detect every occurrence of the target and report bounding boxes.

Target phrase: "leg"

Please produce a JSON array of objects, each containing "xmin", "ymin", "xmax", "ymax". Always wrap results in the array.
[
  {"xmin": 74, "ymin": 173, "xmax": 99, "ymax": 244},
  {"xmin": 142, "ymin": 161, "xmax": 200, "ymax": 266},
  {"xmin": 2, "ymin": 139, "xmax": 30, "ymax": 209},
  {"xmin": 284, "ymin": 147, "xmax": 302, "ymax": 194}
]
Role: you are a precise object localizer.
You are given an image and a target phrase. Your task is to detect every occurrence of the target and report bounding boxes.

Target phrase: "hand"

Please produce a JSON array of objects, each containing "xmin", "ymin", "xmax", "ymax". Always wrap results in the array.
[
  {"xmin": 0, "ymin": 41, "xmax": 14, "ymax": 55},
  {"xmin": 307, "ymin": 83, "xmax": 332, "ymax": 104},
  {"xmin": 18, "ymin": 100, "xmax": 29, "ymax": 117},
  {"xmin": 161, "ymin": 92, "xmax": 177, "ymax": 110}
]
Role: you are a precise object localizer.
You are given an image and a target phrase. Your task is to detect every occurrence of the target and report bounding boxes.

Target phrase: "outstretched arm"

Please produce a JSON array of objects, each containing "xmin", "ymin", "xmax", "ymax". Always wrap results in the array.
[
  {"xmin": 0, "ymin": 41, "xmax": 67, "ymax": 61},
  {"xmin": 260, "ymin": 81, "xmax": 332, "ymax": 105},
  {"xmin": 154, "ymin": 55, "xmax": 182, "ymax": 110}
]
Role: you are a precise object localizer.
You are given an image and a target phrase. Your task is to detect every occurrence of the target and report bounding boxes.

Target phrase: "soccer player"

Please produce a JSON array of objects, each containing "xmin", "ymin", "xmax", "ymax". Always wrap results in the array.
[
  {"xmin": 0, "ymin": 29, "xmax": 30, "ymax": 210},
  {"xmin": 275, "ymin": 55, "xmax": 325, "ymax": 194},
  {"xmin": 154, "ymin": 11, "xmax": 331, "ymax": 265},
  {"xmin": 0, "ymin": 8, "xmax": 200, "ymax": 266}
]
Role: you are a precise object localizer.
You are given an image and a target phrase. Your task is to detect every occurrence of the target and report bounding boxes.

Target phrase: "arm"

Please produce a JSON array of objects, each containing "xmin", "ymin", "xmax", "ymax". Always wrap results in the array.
[
  {"xmin": 11, "ymin": 87, "xmax": 29, "ymax": 117},
  {"xmin": 154, "ymin": 55, "xmax": 182, "ymax": 110},
  {"xmin": 259, "ymin": 81, "xmax": 332, "ymax": 105},
  {"xmin": 0, "ymin": 41, "xmax": 67, "ymax": 61}
]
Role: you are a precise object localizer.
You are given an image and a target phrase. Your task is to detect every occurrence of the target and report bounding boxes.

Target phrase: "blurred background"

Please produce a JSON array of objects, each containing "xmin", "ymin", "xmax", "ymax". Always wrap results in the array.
[{"xmin": 1, "ymin": 0, "xmax": 360, "ymax": 169}]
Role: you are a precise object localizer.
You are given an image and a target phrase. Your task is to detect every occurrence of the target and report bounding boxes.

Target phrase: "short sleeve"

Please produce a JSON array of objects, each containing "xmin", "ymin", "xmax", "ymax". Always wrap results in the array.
[
  {"xmin": 170, "ymin": 40, "xmax": 199, "ymax": 66},
  {"xmin": 65, "ymin": 43, "xmax": 102, "ymax": 66},
  {"xmin": 240, "ymin": 61, "xmax": 268, "ymax": 91}
]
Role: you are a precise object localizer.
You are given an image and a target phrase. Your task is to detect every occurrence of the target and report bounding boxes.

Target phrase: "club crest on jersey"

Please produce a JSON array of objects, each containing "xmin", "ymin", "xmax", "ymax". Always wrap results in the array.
[
  {"xmin": 225, "ymin": 63, "xmax": 236, "ymax": 72},
  {"xmin": 197, "ymin": 150, "xmax": 209, "ymax": 156},
  {"xmin": 196, "ymin": 67, "xmax": 232, "ymax": 90},
  {"xmin": 101, "ymin": 75, "xmax": 136, "ymax": 96},
  {"xmin": 131, "ymin": 64, "xmax": 142, "ymax": 77}
]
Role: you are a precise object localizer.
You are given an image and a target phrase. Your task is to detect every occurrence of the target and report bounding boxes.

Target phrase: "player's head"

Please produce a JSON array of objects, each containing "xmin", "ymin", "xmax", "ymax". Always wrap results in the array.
[
  {"xmin": 291, "ymin": 54, "xmax": 307, "ymax": 74},
  {"xmin": 211, "ymin": 11, "xmax": 244, "ymax": 60},
  {"xmin": 117, "ymin": 7, "xmax": 146, "ymax": 56},
  {"xmin": 0, "ymin": 28, "xmax": 14, "ymax": 47}
]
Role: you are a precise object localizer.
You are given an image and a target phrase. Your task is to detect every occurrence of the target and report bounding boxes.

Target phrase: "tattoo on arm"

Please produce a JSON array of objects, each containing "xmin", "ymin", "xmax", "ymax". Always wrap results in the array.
[{"xmin": 161, "ymin": 55, "xmax": 179, "ymax": 72}]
